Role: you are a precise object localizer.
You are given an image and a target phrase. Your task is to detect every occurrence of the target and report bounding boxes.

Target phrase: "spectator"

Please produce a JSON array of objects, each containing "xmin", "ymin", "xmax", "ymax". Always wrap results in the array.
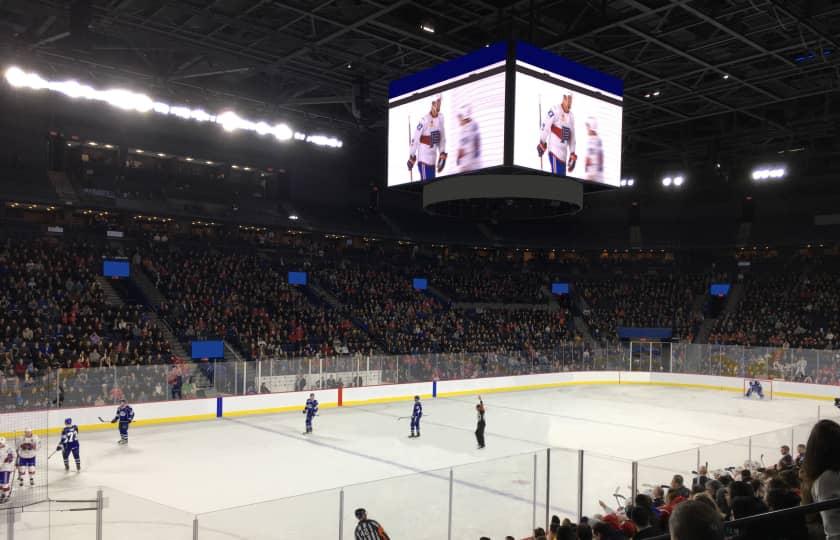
[
  {"xmin": 727, "ymin": 481, "xmax": 770, "ymax": 540},
  {"xmin": 671, "ymin": 475, "xmax": 691, "ymax": 499},
  {"xmin": 776, "ymin": 445, "xmax": 794, "ymax": 470},
  {"xmin": 353, "ymin": 508, "xmax": 390, "ymax": 540},
  {"xmin": 803, "ymin": 419, "xmax": 840, "ymax": 540},
  {"xmin": 764, "ymin": 478, "xmax": 807, "ymax": 540},
  {"xmin": 630, "ymin": 505, "xmax": 658, "ymax": 539},
  {"xmin": 794, "ymin": 443, "xmax": 806, "ymax": 468},
  {"xmin": 692, "ymin": 465, "xmax": 709, "ymax": 491},
  {"xmin": 668, "ymin": 500, "xmax": 724, "ymax": 540}
]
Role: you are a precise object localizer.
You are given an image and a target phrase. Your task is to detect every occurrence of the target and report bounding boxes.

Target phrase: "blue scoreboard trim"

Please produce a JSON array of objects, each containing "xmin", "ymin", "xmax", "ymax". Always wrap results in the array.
[
  {"xmin": 388, "ymin": 42, "xmax": 508, "ymax": 99},
  {"xmin": 514, "ymin": 41, "xmax": 624, "ymax": 97}
]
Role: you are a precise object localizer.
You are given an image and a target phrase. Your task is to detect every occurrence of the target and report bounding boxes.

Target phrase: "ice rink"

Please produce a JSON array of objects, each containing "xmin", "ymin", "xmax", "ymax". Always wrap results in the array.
[{"xmin": 12, "ymin": 383, "xmax": 832, "ymax": 539}]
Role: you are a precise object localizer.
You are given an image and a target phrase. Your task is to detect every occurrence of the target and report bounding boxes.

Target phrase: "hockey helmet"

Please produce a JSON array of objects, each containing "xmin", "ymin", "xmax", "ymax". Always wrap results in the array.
[
  {"xmin": 586, "ymin": 116, "xmax": 598, "ymax": 131},
  {"xmin": 24, "ymin": 427, "xmax": 32, "ymax": 436},
  {"xmin": 0, "ymin": 437, "xmax": 5, "ymax": 447},
  {"xmin": 65, "ymin": 418, "xmax": 72, "ymax": 425},
  {"xmin": 458, "ymin": 103, "xmax": 472, "ymax": 119}
]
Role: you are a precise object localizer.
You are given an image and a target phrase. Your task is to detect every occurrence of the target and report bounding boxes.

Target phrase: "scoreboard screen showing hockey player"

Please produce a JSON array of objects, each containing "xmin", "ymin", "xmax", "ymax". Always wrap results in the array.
[
  {"xmin": 387, "ymin": 43, "xmax": 507, "ymax": 187},
  {"xmin": 512, "ymin": 42, "xmax": 623, "ymax": 187}
]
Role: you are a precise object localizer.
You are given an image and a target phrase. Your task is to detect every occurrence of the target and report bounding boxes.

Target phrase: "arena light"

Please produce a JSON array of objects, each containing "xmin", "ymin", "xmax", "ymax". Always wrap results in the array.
[
  {"xmin": 288, "ymin": 214, "xmax": 299, "ymax": 221},
  {"xmin": 662, "ymin": 176, "xmax": 672, "ymax": 187},
  {"xmin": 4, "ymin": 66, "xmax": 343, "ymax": 149},
  {"xmin": 619, "ymin": 177, "xmax": 635, "ymax": 188},
  {"xmin": 673, "ymin": 175, "xmax": 684, "ymax": 187},
  {"xmin": 751, "ymin": 166, "xmax": 787, "ymax": 182}
]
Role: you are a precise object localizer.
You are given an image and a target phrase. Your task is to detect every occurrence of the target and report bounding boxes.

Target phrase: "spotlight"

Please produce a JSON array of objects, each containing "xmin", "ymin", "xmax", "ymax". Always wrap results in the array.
[
  {"xmin": 420, "ymin": 23, "xmax": 435, "ymax": 34},
  {"xmin": 673, "ymin": 176, "xmax": 684, "ymax": 187},
  {"xmin": 662, "ymin": 176, "xmax": 672, "ymax": 187},
  {"xmin": 288, "ymin": 214, "xmax": 299, "ymax": 221}
]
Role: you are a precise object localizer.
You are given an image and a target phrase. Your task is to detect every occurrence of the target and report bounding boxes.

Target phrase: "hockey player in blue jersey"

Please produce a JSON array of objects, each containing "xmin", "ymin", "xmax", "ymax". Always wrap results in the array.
[
  {"xmin": 57, "ymin": 418, "xmax": 81, "ymax": 472},
  {"xmin": 745, "ymin": 380, "xmax": 765, "ymax": 399},
  {"xmin": 409, "ymin": 395, "xmax": 423, "ymax": 438},
  {"xmin": 111, "ymin": 400, "xmax": 135, "ymax": 445},
  {"xmin": 302, "ymin": 393, "xmax": 319, "ymax": 435}
]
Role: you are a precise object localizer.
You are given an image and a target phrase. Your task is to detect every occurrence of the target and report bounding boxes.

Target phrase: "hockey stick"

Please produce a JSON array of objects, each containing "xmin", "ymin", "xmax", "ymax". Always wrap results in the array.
[
  {"xmin": 408, "ymin": 114, "xmax": 414, "ymax": 182},
  {"xmin": 97, "ymin": 416, "xmax": 112, "ymax": 423},
  {"xmin": 538, "ymin": 95, "xmax": 544, "ymax": 171}
]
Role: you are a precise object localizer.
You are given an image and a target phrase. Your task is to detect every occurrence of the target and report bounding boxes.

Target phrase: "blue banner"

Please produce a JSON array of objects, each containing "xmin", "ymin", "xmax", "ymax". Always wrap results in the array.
[
  {"xmin": 617, "ymin": 327, "xmax": 672, "ymax": 340},
  {"xmin": 388, "ymin": 42, "xmax": 507, "ymax": 99}
]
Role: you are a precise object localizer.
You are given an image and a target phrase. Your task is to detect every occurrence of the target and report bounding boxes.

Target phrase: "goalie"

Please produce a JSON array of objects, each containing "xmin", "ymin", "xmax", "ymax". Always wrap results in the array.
[
  {"xmin": 537, "ymin": 93, "xmax": 576, "ymax": 176},
  {"xmin": 745, "ymin": 380, "xmax": 765, "ymax": 399}
]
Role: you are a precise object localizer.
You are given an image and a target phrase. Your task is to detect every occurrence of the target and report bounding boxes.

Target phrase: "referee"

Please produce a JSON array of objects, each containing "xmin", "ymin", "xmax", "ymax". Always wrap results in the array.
[
  {"xmin": 354, "ymin": 508, "xmax": 390, "ymax": 540},
  {"xmin": 475, "ymin": 396, "xmax": 486, "ymax": 449}
]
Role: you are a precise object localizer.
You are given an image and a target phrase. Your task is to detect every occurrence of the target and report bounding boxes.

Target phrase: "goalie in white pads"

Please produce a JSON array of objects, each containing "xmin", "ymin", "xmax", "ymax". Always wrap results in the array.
[
  {"xmin": 17, "ymin": 428, "xmax": 38, "ymax": 487},
  {"xmin": 0, "ymin": 437, "xmax": 15, "ymax": 503},
  {"xmin": 745, "ymin": 380, "xmax": 765, "ymax": 399}
]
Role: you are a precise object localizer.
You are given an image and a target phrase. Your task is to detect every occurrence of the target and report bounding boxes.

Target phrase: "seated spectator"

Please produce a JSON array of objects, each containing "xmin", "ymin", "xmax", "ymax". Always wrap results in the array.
[
  {"xmin": 630, "ymin": 505, "xmax": 658, "ymax": 539},
  {"xmin": 727, "ymin": 481, "xmax": 770, "ymax": 540},
  {"xmin": 764, "ymin": 478, "xmax": 807, "ymax": 540},
  {"xmin": 803, "ymin": 419, "xmax": 840, "ymax": 540},
  {"xmin": 671, "ymin": 475, "xmax": 691, "ymax": 499},
  {"xmin": 669, "ymin": 500, "xmax": 724, "ymax": 540}
]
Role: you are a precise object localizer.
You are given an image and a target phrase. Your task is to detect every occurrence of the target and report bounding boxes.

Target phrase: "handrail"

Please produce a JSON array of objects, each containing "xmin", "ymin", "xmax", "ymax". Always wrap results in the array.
[{"xmin": 646, "ymin": 497, "xmax": 840, "ymax": 540}]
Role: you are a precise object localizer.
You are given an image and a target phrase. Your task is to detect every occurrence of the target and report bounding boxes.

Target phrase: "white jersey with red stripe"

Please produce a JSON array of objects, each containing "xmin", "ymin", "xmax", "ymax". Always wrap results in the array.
[
  {"xmin": 0, "ymin": 445, "xmax": 15, "ymax": 473},
  {"xmin": 540, "ymin": 105, "xmax": 575, "ymax": 162},
  {"xmin": 17, "ymin": 436, "xmax": 39, "ymax": 459},
  {"xmin": 584, "ymin": 134, "xmax": 603, "ymax": 182},
  {"xmin": 410, "ymin": 113, "xmax": 446, "ymax": 166}
]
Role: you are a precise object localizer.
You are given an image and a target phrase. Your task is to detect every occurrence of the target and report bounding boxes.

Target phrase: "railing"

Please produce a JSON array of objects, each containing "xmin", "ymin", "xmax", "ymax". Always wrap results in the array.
[
  {"xmin": 3, "ymin": 341, "xmax": 839, "ymax": 413},
  {"xmin": 647, "ymin": 497, "xmax": 840, "ymax": 540}
]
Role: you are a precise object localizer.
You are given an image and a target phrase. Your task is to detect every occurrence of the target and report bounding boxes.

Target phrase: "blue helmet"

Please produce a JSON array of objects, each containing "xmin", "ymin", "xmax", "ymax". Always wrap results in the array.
[{"xmin": 64, "ymin": 418, "xmax": 72, "ymax": 425}]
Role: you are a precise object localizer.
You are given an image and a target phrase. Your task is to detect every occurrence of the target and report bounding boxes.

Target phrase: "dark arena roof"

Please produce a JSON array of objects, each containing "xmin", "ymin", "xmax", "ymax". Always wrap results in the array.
[{"xmin": 0, "ymin": 0, "xmax": 838, "ymax": 246}]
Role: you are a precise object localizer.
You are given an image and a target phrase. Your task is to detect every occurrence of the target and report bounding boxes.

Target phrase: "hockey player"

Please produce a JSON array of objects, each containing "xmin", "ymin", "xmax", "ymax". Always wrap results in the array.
[
  {"xmin": 57, "ymin": 418, "xmax": 81, "ymax": 472},
  {"xmin": 536, "ymin": 93, "xmax": 577, "ymax": 176},
  {"xmin": 302, "ymin": 393, "xmax": 319, "ymax": 435},
  {"xmin": 17, "ymin": 428, "xmax": 38, "ymax": 487},
  {"xmin": 583, "ymin": 116, "xmax": 603, "ymax": 182},
  {"xmin": 407, "ymin": 94, "xmax": 447, "ymax": 181},
  {"xmin": 111, "ymin": 400, "xmax": 135, "ymax": 445},
  {"xmin": 745, "ymin": 380, "xmax": 764, "ymax": 399},
  {"xmin": 409, "ymin": 396, "xmax": 423, "ymax": 438},
  {"xmin": 456, "ymin": 104, "xmax": 481, "ymax": 173},
  {"xmin": 0, "ymin": 437, "xmax": 15, "ymax": 504},
  {"xmin": 354, "ymin": 508, "xmax": 390, "ymax": 540}
]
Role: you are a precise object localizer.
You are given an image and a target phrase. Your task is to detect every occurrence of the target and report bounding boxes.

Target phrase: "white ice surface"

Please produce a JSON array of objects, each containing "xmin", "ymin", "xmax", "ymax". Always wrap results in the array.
[{"xmin": 9, "ymin": 384, "xmax": 833, "ymax": 540}]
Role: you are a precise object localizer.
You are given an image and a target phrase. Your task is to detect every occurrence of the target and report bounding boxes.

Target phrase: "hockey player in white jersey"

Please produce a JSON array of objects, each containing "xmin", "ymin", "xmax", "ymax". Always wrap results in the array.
[
  {"xmin": 536, "ymin": 93, "xmax": 577, "ymax": 176},
  {"xmin": 583, "ymin": 116, "xmax": 603, "ymax": 182},
  {"xmin": 0, "ymin": 437, "xmax": 16, "ymax": 503},
  {"xmin": 16, "ymin": 428, "xmax": 38, "ymax": 487},
  {"xmin": 456, "ymin": 104, "xmax": 481, "ymax": 173},
  {"xmin": 407, "ymin": 94, "xmax": 447, "ymax": 181}
]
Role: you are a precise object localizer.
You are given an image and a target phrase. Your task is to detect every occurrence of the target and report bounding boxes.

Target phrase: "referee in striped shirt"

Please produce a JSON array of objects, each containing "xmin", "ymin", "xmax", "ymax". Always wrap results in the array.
[{"xmin": 354, "ymin": 508, "xmax": 390, "ymax": 540}]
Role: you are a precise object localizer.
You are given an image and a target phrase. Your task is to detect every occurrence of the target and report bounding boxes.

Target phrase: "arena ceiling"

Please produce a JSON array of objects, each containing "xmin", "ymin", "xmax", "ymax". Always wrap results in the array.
[{"xmin": 1, "ymin": 0, "xmax": 838, "ymax": 169}]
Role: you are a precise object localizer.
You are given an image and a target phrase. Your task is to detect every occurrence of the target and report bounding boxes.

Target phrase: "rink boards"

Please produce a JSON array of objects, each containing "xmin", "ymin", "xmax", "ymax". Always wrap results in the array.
[{"xmin": 4, "ymin": 370, "xmax": 838, "ymax": 438}]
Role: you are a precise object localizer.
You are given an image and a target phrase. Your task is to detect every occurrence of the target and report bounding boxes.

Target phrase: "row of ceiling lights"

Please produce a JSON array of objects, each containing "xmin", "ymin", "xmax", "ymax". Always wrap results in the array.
[
  {"xmin": 618, "ymin": 166, "xmax": 788, "ymax": 189},
  {"xmin": 4, "ymin": 67, "xmax": 343, "ymax": 148}
]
